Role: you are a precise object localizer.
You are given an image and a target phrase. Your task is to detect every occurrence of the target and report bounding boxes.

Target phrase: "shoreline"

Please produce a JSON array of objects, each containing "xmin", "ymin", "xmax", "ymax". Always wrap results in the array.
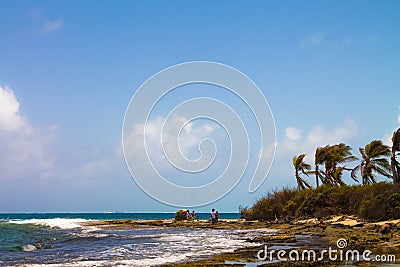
[
  {"xmin": 80, "ymin": 218, "xmax": 269, "ymax": 230},
  {"xmin": 177, "ymin": 217, "xmax": 400, "ymax": 266},
  {"xmin": 82, "ymin": 216, "xmax": 400, "ymax": 266}
]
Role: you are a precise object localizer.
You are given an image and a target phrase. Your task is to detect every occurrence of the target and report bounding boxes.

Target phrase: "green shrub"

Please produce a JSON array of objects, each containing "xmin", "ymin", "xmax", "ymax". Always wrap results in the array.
[{"xmin": 241, "ymin": 182, "xmax": 400, "ymax": 222}]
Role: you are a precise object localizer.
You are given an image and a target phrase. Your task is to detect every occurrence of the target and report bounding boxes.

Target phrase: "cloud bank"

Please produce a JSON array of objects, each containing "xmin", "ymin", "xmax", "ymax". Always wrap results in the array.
[
  {"xmin": 0, "ymin": 85, "xmax": 58, "ymax": 180},
  {"xmin": 125, "ymin": 115, "xmax": 224, "ymax": 173}
]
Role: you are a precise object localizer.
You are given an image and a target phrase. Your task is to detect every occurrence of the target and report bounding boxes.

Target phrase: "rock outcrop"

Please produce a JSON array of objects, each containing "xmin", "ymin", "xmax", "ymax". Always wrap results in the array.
[{"xmin": 175, "ymin": 209, "xmax": 187, "ymax": 221}]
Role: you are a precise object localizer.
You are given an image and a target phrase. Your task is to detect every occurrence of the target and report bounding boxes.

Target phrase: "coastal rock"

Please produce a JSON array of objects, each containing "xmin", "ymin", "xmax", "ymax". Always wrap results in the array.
[
  {"xmin": 248, "ymin": 234, "xmax": 296, "ymax": 243},
  {"xmin": 175, "ymin": 209, "xmax": 187, "ymax": 221}
]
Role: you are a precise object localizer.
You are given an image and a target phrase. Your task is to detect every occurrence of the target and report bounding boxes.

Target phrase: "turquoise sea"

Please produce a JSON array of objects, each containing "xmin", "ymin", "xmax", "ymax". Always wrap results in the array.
[
  {"xmin": 0, "ymin": 213, "xmax": 268, "ymax": 266},
  {"xmin": 0, "ymin": 212, "xmax": 239, "ymax": 221}
]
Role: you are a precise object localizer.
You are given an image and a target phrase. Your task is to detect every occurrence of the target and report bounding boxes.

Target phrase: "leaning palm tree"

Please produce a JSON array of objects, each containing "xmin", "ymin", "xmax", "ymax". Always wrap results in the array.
[
  {"xmin": 391, "ymin": 128, "xmax": 400, "ymax": 185},
  {"xmin": 293, "ymin": 154, "xmax": 312, "ymax": 191},
  {"xmin": 323, "ymin": 143, "xmax": 357, "ymax": 185},
  {"xmin": 351, "ymin": 140, "xmax": 392, "ymax": 184},
  {"xmin": 314, "ymin": 146, "xmax": 327, "ymax": 187}
]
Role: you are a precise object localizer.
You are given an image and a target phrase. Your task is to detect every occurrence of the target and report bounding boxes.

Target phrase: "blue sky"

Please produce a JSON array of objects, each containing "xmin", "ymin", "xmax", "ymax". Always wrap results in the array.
[{"xmin": 0, "ymin": 1, "xmax": 399, "ymax": 212}]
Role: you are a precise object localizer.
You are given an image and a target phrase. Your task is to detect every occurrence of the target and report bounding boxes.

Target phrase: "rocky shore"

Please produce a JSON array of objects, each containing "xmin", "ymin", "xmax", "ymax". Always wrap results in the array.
[{"xmin": 82, "ymin": 216, "xmax": 400, "ymax": 266}]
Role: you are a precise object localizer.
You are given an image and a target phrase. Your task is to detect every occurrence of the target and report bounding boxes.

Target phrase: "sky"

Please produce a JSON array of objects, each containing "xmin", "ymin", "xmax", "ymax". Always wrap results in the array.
[{"xmin": 0, "ymin": 1, "xmax": 399, "ymax": 212}]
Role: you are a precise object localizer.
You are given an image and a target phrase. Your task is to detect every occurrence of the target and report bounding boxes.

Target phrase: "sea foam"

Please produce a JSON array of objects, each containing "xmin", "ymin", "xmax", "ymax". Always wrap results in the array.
[
  {"xmin": 21, "ymin": 245, "xmax": 37, "ymax": 252},
  {"xmin": 8, "ymin": 218, "xmax": 90, "ymax": 229}
]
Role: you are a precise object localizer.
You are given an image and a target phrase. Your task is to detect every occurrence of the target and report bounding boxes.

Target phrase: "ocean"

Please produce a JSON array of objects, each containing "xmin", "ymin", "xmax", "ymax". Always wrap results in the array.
[{"xmin": 0, "ymin": 213, "xmax": 269, "ymax": 266}]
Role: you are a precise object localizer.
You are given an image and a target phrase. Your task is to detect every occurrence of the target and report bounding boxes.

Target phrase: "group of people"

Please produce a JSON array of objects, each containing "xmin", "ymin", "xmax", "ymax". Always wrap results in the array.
[
  {"xmin": 185, "ymin": 210, "xmax": 198, "ymax": 222},
  {"xmin": 183, "ymin": 209, "xmax": 220, "ymax": 224}
]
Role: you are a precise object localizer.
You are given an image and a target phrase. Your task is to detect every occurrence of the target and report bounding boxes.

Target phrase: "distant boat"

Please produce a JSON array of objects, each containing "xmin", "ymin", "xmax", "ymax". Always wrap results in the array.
[{"xmin": 104, "ymin": 211, "xmax": 113, "ymax": 214}]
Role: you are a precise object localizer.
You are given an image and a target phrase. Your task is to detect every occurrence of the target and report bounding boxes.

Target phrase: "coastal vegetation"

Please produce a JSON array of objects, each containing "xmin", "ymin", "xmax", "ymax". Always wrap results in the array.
[{"xmin": 240, "ymin": 128, "xmax": 400, "ymax": 222}]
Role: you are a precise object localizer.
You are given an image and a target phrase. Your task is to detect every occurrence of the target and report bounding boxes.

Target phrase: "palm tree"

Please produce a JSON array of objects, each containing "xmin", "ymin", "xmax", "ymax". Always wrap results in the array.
[
  {"xmin": 293, "ymin": 154, "xmax": 312, "ymax": 191},
  {"xmin": 314, "ymin": 146, "xmax": 327, "ymax": 187},
  {"xmin": 332, "ymin": 167, "xmax": 347, "ymax": 186},
  {"xmin": 323, "ymin": 143, "xmax": 357, "ymax": 185},
  {"xmin": 391, "ymin": 128, "xmax": 400, "ymax": 185},
  {"xmin": 351, "ymin": 140, "xmax": 392, "ymax": 184}
]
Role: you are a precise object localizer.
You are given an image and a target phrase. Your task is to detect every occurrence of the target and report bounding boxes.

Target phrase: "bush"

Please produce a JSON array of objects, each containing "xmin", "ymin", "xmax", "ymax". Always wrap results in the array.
[
  {"xmin": 359, "ymin": 191, "xmax": 400, "ymax": 221},
  {"xmin": 241, "ymin": 182, "xmax": 400, "ymax": 222}
]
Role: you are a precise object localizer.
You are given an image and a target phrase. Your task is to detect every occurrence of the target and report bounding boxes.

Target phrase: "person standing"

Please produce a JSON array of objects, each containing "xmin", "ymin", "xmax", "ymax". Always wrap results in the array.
[
  {"xmin": 186, "ymin": 210, "xmax": 190, "ymax": 221},
  {"xmin": 211, "ymin": 209, "xmax": 216, "ymax": 225},
  {"xmin": 380, "ymin": 223, "xmax": 392, "ymax": 236}
]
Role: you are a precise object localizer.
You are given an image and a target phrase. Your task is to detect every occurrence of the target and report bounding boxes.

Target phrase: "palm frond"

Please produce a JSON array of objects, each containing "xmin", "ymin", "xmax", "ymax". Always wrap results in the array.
[
  {"xmin": 374, "ymin": 166, "xmax": 393, "ymax": 179},
  {"xmin": 392, "ymin": 128, "xmax": 400, "ymax": 151},
  {"xmin": 351, "ymin": 164, "xmax": 359, "ymax": 179}
]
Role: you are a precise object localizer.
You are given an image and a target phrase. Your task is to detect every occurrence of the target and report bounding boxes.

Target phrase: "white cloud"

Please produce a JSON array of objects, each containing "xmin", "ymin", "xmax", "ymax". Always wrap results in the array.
[
  {"xmin": 382, "ymin": 133, "xmax": 392, "ymax": 147},
  {"xmin": 382, "ymin": 110, "xmax": 400, "ymax": 146},
  {"xmin": 0, "ymin": 85, "xmax": 124, "ymax": 187},
  {"xmin": 285, "ymin": 127, "xmax": 301, "ymax": 141},
  {"xmin": 0, "ymin": 86, "xmax": 25, "ymax": 132},
  {"xmin": 300, "ymin": 32, "xmax": 352, "ymax": 47},
  {"xmin": 269, "ymin": 118, "xmax": 358, "ymax": 186},
  {"xmin": 40, "ymin": 19, "xmax": 63, "ymax": 33},
  {"xmin": 331, "ymin": 37, "xmax": 352, "ymax": 47},
  {"xmin": 126, "ymin": 115, "xmax": 222, "ymax": 171},
  {"xmin": 300, "ymin": 118, "xmax": 355, "ymax": 154},
  {"xmin": 300, "ymin": 32, "xmax": 325, "ymax": 47},
  {"xmin": 0, "ymin": 85, "xmax": 58, "ymax": 180},
  {"xmin": 30, "ymin": 8, "xmax": 63, "ymax": 34}
]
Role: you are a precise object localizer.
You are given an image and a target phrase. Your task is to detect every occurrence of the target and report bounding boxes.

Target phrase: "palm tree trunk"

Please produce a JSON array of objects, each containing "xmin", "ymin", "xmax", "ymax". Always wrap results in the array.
[
  {"xmin": 361, "ymin": 162, "xmax": 366, "ymax": 185},
  {"xmin": 391, "ymin": 146, "xmax": 399, "ymax": 185},
  {"xmin": 295, "ymin": 169, "xmax": 300, "ymax": 191},
  {"xmin": 315, "ymin": 165, "xmax": 319, "ymax": 187},
  {"xmin": 391, "ymin": 128, "xmax": 400, "ymax": 185},
  {"xmin": 391, "ymin": 156, "xmax": 398, "ymax": 184}
]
